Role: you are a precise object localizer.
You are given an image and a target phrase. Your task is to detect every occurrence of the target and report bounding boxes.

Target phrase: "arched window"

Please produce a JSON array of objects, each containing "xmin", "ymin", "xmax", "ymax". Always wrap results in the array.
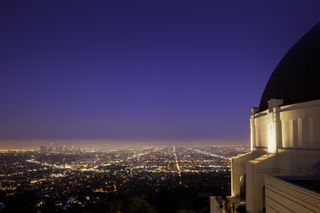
[{"xmin": 239, "ymin": 174, "xmax": 246, "ymax": 201}]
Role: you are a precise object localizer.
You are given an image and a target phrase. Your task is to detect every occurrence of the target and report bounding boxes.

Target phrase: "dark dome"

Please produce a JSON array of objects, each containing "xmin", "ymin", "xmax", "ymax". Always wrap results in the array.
[{"xmin": 259, "ymin": 23, "xmax": 320, "ymax": 111}]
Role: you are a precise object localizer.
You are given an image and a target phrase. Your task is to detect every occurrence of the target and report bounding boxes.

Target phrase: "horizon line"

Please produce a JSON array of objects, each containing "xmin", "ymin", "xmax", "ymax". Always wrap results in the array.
[{"xmin": 0, "ymin": 139, "xmax": 248, "ymax": 149}]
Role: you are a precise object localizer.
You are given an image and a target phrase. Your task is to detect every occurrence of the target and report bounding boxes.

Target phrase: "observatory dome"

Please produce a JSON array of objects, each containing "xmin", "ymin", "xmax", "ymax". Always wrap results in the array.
[{"xmin": 259, "ymin": 24, "xmax": 320, "ymax": 111}]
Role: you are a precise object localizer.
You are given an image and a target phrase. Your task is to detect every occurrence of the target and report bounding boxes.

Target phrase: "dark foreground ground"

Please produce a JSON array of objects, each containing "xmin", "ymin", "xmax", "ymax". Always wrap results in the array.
[{"xmin": 0, "ymin": 172, "xmax": 230, "ymax": 213}]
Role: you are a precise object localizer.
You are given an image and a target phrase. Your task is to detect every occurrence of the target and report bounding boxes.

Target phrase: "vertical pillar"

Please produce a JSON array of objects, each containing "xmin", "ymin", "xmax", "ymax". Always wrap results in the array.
[
  {"xmin": 272, "ymin": 106, "xmax": 282, "ymax": 153},
  {"xmin": 267, "ymin": 99, "xmax": 283, "ymax": 154},
  {"xmin": 250, "ymin": 107, "xmax": 259, "ymax": 151}
]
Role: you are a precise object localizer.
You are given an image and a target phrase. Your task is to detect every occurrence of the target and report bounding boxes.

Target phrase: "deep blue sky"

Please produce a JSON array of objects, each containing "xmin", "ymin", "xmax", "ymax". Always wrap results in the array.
[{"xmin": 1, "ymin": 0, "xmax": 320, "ymax": 144}]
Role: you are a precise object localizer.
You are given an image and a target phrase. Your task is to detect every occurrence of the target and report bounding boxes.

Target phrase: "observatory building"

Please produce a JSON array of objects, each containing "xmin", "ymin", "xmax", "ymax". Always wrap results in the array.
[{"xmin": 211, "ymin": 24, "xmax": 320, "ymax": 213}]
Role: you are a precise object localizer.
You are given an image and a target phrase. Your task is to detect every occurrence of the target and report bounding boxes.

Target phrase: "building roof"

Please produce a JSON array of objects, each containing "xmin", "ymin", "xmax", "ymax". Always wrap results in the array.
[
  {"xmin": 259, "ymin": 23, "xmax": 320, "ymax": 111},
  {"xmin": 278, "ymin": 176, "xmax": 320, "ymax": 194}
]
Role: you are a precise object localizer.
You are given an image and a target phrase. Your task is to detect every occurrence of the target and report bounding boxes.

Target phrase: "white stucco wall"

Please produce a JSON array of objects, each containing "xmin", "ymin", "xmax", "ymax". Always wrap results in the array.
[
  {"xmin": 230, "ymin": 99, "xmax": 320, "ymax": 213},
  {"xmin": 252, "ymin": 99, "xmax": 320, "ymax": 151}
]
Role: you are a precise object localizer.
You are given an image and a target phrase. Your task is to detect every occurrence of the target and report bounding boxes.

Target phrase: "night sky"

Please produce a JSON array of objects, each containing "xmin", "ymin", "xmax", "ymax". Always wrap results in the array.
[{"xmin": 1, "ymin": 1, "xmax": 320, "ymax": 145}]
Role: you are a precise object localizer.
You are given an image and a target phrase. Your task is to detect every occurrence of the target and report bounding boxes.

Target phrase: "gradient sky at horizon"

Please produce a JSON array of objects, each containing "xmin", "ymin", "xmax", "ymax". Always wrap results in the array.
[{"xmin": 1, "ymin": 0, "xmax": 320, "ymax": 144}]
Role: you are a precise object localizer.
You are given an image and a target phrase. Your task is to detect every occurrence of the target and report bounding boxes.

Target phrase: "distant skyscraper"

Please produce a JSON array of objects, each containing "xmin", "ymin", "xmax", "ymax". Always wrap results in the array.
[
  {"xmin": 211, "ymin": 24, "xmax": 320, "ymax": 213},
  {"xmin": 40, "ymin": 146, "xmax": 47, "ymax": 153}
]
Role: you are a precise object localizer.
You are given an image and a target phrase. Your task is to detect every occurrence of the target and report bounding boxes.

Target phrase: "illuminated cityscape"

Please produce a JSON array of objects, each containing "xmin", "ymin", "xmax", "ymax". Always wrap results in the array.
[
  {"xmin": 0, "ymin": 144, "xmax": 248, "ymax": 212},
  {"xmin": 1, "ymin": 1, "xmax": 320, "ymax": 213}
]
